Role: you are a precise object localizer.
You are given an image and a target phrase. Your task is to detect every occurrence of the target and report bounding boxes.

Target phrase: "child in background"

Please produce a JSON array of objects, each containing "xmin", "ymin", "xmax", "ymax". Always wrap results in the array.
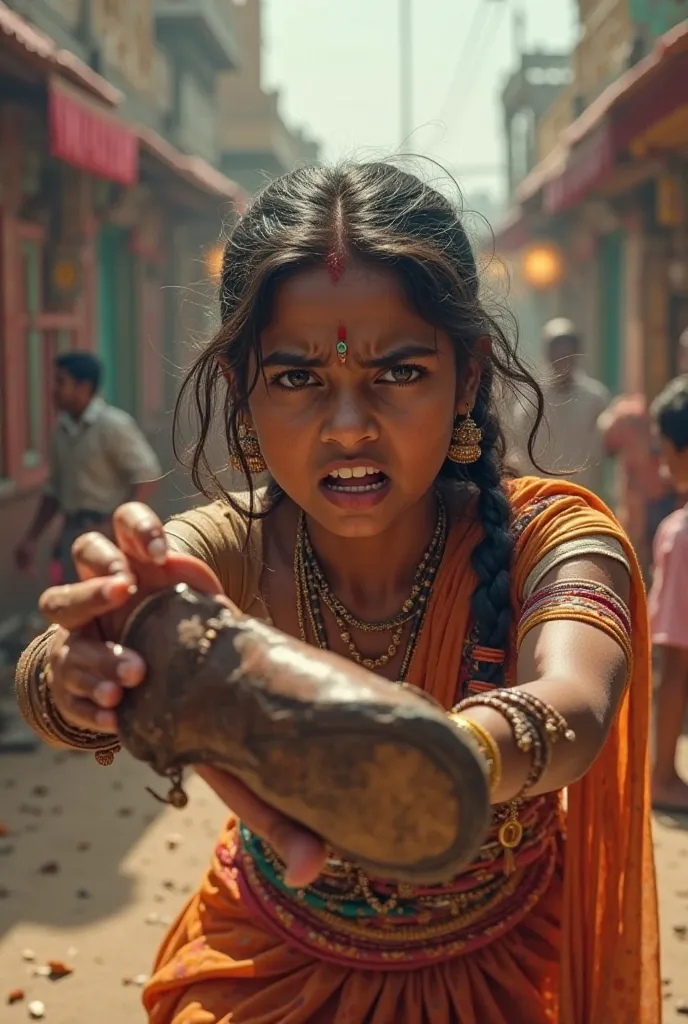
[{"xmin": 649, "ymin": 376, "xmax": 688, "ymax": 811}]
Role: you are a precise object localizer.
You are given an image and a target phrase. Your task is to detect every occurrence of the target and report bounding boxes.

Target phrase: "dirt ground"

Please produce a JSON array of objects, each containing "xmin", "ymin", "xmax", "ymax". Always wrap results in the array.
[{"xmin": 1, "ymin": 740, "xmax": 687, "ymax": 1023}]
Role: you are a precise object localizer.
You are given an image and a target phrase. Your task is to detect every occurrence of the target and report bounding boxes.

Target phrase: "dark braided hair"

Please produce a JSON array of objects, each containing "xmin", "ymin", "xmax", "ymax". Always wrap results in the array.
[{"xmin": 174, "ymin": 162, "xmax": 544, "ymax": 685}]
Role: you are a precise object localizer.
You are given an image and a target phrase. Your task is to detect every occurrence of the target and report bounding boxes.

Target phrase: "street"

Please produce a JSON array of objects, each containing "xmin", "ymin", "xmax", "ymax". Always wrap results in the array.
[{"xmin": 1, "ymin": 739, "xmax": 687, "ymax": 1023}]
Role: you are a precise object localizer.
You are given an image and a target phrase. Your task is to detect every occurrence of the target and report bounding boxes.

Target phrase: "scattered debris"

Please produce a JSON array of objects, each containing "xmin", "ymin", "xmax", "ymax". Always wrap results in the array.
[
  {"xmin": 112, "ymin": 781, "xmax": 123, "ymax": 791},
  {"xmin": 7, "ymin": 989, "xmax": 24, "ymax": 1005},
  {"xmin": 165, "ymin": 834, "xmax": 183, "ymax": 851},
  {"xmin": 677, "ymin": 1002, "xmax": 688, "ymax": 1016},
  {"xmin": 27, "ymin": 1000, "xmax": 46, "ymax": 1019},
  {"xmin": 33, "ymin": 967, "xmax": 52, "ymax": 979},
  {"xmin": 18, "ymin": 805, "xmax": 42, "ymax": 817},
  {"xmin": 38, "ymin": 862, "xmax": 59, "ymax": 876},
  {"xmin": 4, "ymin": 779, "xmax": 16, "ymax": 788},
  {"xmin": 673, "ymin": 924, "xmax": 687, "ymax": 940},
  {"xmin": 66, "ymin": 947, "xmax": 78, "ymax": 959},
  {"xmin": 76, "ymin": 841, "xmax": 90, "ymax": 852},
  {"xmin": 22, "ymin": 950, "xmax": 36, "ymax": 963},
  {"xmin": 117, "ymin": 807, "xmax": 133, "ymax": 818},
  {"xmin": 0, "ymin": 823, "xmax": 10, "ymax": 836},
  {"xmin": 32, "ymin": 786, "xmax": 48, "ymax": 798},
  {"xmin": 49, "ymin": 807, "xmax": 62, "ymax": 817},
  {"xmin": 0, "ymin": 844, "xmax": 15, "ymax": 856},
  {"xmin": 0, "ymin": 886, "xmax": 11, "ymax": 899},
  {"xmin": 145, "ymin": 912, "xmax": 160, "ymax": 925},
  {"xmin": 162, "ymin": 880, "xmax": 175, "ymax": 891},
  {"xmin": 122, "ymin": 974, "xmax": 148, "ymax": 987},
  {"xmin": 46, "ymin": 961, "xmax": 73, "ymax": 980},
  {"xmin": 75, "ymin": 889, "xmax": 90, "ymax": 900}
]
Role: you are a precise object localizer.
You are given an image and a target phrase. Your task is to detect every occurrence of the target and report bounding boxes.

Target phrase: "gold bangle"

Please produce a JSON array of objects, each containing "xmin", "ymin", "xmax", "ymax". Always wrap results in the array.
[{"xmin": 448, "ymin": 712, "xmax": 502, "ymax": 794}]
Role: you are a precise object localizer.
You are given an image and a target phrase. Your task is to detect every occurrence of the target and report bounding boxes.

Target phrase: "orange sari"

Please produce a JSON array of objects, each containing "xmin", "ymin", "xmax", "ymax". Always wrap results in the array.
[{"xmin": 145, "ymin": 477, "xmax": 659, "ymax": 1023}]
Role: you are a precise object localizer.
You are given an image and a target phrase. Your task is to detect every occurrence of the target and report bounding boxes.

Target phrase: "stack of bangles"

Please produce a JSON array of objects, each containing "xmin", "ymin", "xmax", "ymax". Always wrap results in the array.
[
  {"xmin": 448, "ymin": 692, "xmax": 574, "ymax": 873},
  {"xmin": 447, "ymin": 576, "xmax": 632, "ymax": 873},
  {"xmin": 14, "ymin": 627, "xmax": 120, "ymax": 766}
]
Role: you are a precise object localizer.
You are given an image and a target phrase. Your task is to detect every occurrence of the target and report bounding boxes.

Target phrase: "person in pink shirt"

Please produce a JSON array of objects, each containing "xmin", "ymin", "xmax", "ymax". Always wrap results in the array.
[{"xmin": 649, "ymin": 375, "xmax": 688, "ymax": 811}]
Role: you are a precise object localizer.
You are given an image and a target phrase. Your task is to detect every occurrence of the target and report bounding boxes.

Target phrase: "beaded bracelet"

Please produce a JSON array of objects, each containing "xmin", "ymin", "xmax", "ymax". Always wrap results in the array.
[
  {"xmin": 454, "ymin": 689, "xmax": 575, "ymax": 874},
  {"xmin": 447, "ymin": 713, "xmax": 502, "ymax": 794}
]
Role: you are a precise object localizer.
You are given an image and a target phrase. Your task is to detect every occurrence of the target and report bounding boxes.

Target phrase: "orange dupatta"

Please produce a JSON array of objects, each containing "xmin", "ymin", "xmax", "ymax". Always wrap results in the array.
[
  {"xmin": 406, "ymin": 476, "xmax": 660, "ymax": 1022},
  {"xmin": 146, "ymin": 477, "xmax": 660, "ymax": 1024}
]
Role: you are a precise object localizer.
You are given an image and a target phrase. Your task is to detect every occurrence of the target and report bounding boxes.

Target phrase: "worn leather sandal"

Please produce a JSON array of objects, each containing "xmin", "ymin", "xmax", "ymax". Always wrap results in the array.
[{"xmin": 118, "ymin": 583, "xmax": 491, "ymax": 884}]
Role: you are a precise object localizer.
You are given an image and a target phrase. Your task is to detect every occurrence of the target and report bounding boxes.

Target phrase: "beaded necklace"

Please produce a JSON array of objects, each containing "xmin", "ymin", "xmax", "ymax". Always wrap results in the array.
[{"xmin": 293, "ymin": 492, "xmax": 447, "ymax": 678}]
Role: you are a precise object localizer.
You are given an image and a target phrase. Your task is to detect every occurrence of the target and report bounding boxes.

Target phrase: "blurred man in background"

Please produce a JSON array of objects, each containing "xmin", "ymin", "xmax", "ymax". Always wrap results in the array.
[
  {"xmin": 508, "ymin": 318, "xmax": 610, "ymax": 495},
  {"xmin": 14, "ymin": 352, "xmax": 161, "ymax": 583}
]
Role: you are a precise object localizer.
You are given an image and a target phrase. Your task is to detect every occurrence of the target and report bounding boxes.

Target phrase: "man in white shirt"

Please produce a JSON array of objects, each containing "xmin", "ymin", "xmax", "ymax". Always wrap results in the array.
[
  {"xmin": 14, "ymin": 352, "xmax": 162, "ymax": 581},
  {"xmin": 508, "ymin": 319, "xmax": 610, "ymax": 495}
]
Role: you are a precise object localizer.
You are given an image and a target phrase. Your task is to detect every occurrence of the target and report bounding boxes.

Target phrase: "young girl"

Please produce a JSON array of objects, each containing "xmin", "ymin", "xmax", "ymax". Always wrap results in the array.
[{"xmin": 16, "ymin": 163, "xmax": 659, "ymax": 1023}]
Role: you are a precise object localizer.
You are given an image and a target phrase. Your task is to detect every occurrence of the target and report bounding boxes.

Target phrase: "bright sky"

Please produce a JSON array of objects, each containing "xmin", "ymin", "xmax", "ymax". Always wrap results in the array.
[{"xmin": 263, "ymin": 0, "xmax": 577, "ymax": 200}]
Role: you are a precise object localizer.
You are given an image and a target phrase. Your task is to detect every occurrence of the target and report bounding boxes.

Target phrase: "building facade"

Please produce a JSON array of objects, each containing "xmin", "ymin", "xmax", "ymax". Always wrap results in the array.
[
  {"xmin": 217, "ymin": 0, "xmax": 319, "ymax": 195},
  {"xmin": 0, "ymin": 0, "xmax": 251, "ymax": 636},
  {"xmin": 497, "ymin": 2, "xmax": 688, "ymax": 393}
]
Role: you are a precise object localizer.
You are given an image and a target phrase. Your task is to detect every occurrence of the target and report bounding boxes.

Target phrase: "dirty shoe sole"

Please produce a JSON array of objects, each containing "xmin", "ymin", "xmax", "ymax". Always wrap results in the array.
[{"xmin": 118, "ymin": 584, "xmax": 491, "ymax": 884}]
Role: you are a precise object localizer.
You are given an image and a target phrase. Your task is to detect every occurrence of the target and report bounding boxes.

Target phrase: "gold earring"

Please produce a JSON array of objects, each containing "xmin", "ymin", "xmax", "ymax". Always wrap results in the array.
[
  {"xmin": 229, "ymin": 423, "xmax": 267, "ymax": 474},
  {"xmin": 447, "ymin": 411, "xmax": 482, "ymax": 464}
]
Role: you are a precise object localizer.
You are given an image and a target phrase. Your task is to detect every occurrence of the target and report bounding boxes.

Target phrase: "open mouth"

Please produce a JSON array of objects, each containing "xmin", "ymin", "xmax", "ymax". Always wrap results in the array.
[{"xmin": 321, "ymin": 466, "xmax": 389, "ymax": 494}]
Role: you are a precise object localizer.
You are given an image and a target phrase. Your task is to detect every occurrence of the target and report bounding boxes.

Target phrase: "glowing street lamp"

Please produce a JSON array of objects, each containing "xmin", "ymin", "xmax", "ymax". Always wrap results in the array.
[{"xmin": 521, "ymin": 242, "xmax": 564, "ymax": 290}]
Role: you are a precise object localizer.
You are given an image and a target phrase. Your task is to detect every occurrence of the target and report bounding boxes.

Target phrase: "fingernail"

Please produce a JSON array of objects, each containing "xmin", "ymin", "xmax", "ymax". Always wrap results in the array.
[
  {"xmin": 147, "ymin": 537, "xmax": 167, "ymax": 565},
  {"xmin": 102, "ymin": 574, "xmax": 131, "ymax": 600},
  {"xmin": 95, "ymin": 681, "xmax": 120, "ymax": 707},
  {"xmin": 117, "ymin": 653, "xmax": 145, "ymax": 684},
  {"xmin": 107, "ymin": 560, "xmax": 127, "ymax": 575},
  {"xmin": 95, "ymin": 709, "xmax": 117, "ymax": 732}
]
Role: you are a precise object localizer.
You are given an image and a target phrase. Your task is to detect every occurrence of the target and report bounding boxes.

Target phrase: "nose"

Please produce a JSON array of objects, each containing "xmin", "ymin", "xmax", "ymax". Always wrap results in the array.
[{"xmin": 321, "ymin": 387, "xmax": 379, "ymax": 449}]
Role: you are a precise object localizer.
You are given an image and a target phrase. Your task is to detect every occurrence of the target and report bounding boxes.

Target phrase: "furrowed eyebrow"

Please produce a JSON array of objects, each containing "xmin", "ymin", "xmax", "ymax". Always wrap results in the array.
[
  {"xmin": 261, "ymin": 350, "xmax": 325, "ymax": 369},
  {"xmin": 361, "ymin": 344, "xmax": 439, "ymax": 369},
  {"xmin": 261, "ymin": 343, "xmax": 439, "ymax": 370}
]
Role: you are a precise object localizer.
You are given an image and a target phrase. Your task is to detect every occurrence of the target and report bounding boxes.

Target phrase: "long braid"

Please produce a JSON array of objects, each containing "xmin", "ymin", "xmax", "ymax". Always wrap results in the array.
[{"xmin": 466, "ymin": 383, "xmax": 513, "ymax": 686}]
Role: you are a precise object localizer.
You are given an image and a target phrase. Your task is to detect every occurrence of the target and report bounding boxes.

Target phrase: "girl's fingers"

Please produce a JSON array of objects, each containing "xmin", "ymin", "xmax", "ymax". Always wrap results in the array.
[
  {"xmin": 59, "ymin": 636, "xmax": 146, "ymax": 689},
  {"xmin": 71, "ymin": 531, "xmax": 135, "ymax": 583},
  {"xmin": 57, "ymin": 692, "xmax": 118, "ymax": 734},
  {"xmin": 113, "ymin": 503, "xmax": 168, "ymax": 566},
  {"xmin": 194, "ymin": 765, "xmax": 326, "ymax": 887},
  {"xmin": 39, "ymin": 575, "xmax": 135, "ymax": 632}
]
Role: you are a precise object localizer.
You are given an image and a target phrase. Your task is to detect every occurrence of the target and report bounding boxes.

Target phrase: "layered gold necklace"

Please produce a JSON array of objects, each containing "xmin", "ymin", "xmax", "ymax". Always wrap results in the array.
[{"xmin": 293, "ymin": 493, "xmax": 447, "ymax": 679}]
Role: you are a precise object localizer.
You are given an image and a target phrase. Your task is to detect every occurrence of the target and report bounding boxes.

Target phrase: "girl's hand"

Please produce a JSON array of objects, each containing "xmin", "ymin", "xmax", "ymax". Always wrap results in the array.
[
  {"xmin": 196, "ymin": 765, "xmax": 327, "ymax": 887},
  {"xmin": 39, "ymin": 503, "xmax": 223, "ymax": 733},
  {"xmin": 39, "ymin": 502, "xmax": 326, "ymax": 885}
]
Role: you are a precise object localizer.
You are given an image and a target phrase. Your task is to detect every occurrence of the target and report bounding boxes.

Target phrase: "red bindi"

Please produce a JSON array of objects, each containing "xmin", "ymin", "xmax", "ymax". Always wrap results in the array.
[{"xmin": 336, "ymin": 324, "xmax": 348, "ymax": 364}]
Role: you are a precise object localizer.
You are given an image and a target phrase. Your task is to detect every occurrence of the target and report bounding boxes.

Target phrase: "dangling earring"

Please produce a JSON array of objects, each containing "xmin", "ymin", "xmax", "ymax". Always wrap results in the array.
[
  {"xmin": 229, "ymin": 423, "xmax": 267, "ymax": 474},
  {"xmin": 447, "ymin": 410, "xmax": 482, "ymax": 464}
]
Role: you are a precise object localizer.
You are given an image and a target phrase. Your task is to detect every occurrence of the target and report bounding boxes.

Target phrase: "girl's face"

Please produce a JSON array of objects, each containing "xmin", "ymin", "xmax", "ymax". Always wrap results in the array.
[{"xmin": 247, "ymin": 263, "xmax": 480, "ymax": 538}]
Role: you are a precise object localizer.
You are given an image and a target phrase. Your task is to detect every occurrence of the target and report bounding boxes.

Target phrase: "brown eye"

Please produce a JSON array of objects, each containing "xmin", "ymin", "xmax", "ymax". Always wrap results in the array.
[
  {"xmin": 379, "ymin": 364, "xmax": 425, "ymax": 385},
  {"xmin": 273, "ymin": 370, "xmax": 317, "ymax": 389}
]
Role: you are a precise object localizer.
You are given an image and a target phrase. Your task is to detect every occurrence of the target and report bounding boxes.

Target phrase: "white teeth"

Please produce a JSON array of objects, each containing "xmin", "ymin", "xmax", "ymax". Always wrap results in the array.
[{"xmin": 328, "ymin": 466, "xmax": 380, "ymax": 480}]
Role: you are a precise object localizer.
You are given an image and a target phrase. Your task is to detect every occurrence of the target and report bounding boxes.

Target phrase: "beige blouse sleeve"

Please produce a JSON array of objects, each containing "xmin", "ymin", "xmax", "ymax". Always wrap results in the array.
[{"xmin": 163, "ymin": 497, "xmax": 266, "ymax": 617}]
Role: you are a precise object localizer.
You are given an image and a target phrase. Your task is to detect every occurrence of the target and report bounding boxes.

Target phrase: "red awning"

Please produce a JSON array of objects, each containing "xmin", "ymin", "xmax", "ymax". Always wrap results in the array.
[
  {"xmin": 0, "ymin": 0, "xmax": 120, "ymax": 106},
  {"xmin": 48, "ymin": 80, "xmax": 138, "ymax": 186},
  {"xmin": 544, "ymin": 124, "xmax": 614, "ymax": 214},
  {"xmin": 516, "ymin": 20, "xmax": 688, "ymax": 208},
  {"xmin": 138, "ymin": 126, "xmax": 248, "ymax": 211}
]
